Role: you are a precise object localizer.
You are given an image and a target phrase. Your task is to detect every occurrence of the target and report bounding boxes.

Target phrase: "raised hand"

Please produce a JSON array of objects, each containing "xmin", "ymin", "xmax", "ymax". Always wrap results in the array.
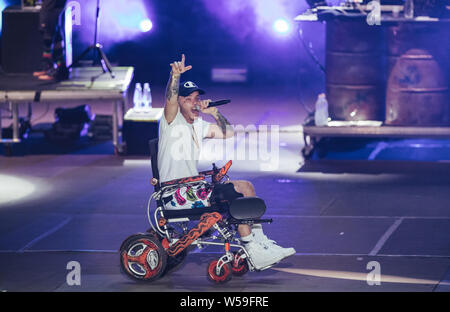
[
  {"xmin": 199, "ymin": 99, "xmax": 217, "ymax": 115},
  {"xmin": 170, "ymin": 54, "xmax": 192, "ymax": 76}
]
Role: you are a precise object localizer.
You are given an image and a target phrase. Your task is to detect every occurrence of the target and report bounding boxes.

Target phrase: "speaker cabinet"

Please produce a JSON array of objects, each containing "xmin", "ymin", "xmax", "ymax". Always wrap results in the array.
[
  {"xmin": 123, "ymin": 119, "xmax": 159, "ymax": 155},
  {"xmin": 1, "ymin": 5, "xmax": 43, "ymax": 73},
  {"xmin": 122, "ymin": 109, "xmax": 162, "ymax": 155}
]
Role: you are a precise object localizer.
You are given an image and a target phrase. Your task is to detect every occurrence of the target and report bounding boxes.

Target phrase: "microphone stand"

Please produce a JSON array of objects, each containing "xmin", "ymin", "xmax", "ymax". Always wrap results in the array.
[{"xmin": 68, "ymin": 0, "xmax": 115, "ymax": 78}]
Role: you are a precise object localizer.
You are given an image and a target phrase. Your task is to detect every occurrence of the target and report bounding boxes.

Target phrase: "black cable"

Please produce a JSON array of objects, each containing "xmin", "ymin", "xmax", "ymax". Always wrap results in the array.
[
  {"xmin": 297, "ymin": 25, "xmax": 325, "ymax": 73},
  {"xmin": 296, "ymin": 23, "xmax": 326, "ymax": 116},
  {"xmin": 30, "ymin": 102, "xmax": 50, "ymax": 125}
]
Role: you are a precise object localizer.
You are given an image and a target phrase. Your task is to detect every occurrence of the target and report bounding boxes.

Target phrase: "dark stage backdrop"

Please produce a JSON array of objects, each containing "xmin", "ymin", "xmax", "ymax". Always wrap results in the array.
[{"xmin": 0, "ymin": 0, "xmax": 326, "ymax": 88}]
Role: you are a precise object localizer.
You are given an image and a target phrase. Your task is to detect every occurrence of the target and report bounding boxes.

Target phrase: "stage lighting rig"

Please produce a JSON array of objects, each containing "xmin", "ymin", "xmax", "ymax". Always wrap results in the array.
[{"xmin": 305, "ymin": 0, "xmax": 328, "ymax": 9}]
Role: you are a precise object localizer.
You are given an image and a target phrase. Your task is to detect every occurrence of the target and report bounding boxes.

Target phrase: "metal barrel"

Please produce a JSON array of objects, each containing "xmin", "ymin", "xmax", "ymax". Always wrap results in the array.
[
  {"xmin": 325, "ymin": 19, "xmax": 385, "ymax": 121},
  {"xmin": 385, "ymin": 24, "xmax": 450, "ymax": 126},
  {"xmin": 385, "ymin": 24, "xmax": 448, "ymax": 78}
]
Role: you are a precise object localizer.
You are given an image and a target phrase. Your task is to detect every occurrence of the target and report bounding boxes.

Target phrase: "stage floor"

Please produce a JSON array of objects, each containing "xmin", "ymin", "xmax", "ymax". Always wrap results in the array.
[{"xmin": 0, "ymin": 84, "xmax": 449, "ymax": 292}]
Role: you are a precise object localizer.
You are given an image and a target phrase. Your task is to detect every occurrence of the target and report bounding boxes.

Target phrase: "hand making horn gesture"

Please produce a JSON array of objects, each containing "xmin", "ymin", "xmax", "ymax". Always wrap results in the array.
[{"xmin": 170, "ymin": 54, "xmax": 192, "ymax": 76}]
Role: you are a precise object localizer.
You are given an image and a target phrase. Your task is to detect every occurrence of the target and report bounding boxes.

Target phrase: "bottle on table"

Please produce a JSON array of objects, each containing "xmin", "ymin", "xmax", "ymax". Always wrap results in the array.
[
  {"xmin": 142, "ymin": 83, "xmax": 152, "ymax": 111},
  {"xmin": 133, "ymin": 83, "xmax": 143, "ymax": 112},
  {"xmin": 314, "ymin": 93, "xmax": 329, "ymax": 126}
]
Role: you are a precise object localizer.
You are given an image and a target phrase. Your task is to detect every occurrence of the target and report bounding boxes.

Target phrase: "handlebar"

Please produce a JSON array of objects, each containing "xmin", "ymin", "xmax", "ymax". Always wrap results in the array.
[{"xmin": 199, "ymin": 160, "xmax": 232, "ymax": 183}]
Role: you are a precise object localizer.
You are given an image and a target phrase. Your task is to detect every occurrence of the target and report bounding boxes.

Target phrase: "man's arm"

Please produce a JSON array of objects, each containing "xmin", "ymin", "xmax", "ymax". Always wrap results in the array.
[
  {"xmin": 206, "ymin": 109, "xmax": 234, "ymax": 139},
  {"xmin": 164, "ymin": 54, "xmax": 192, "ymax": 124},
  {"xmin": 164, "ymin": 72, "xmax": 180, "ymax": 124}
]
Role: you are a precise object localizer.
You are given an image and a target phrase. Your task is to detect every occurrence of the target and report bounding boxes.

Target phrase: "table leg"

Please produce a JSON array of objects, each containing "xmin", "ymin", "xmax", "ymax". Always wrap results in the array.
[
  {"xmin": 12, "ymin": 101, "xmax": 19, "ymax": 142},
  {"xmin": 0, "ymin": 103, "xmax": 3, "ymax": 142},
  {"xmin": 112, "ymin": 99, "xmax": 126, "ymax": 155},
  {"xmin": 0, "ymin": 102, "xmax": 2, "ymax": 141},
  {"xmin": 112, "ymin": 100, "xmax": 119, "ymax": 153}
]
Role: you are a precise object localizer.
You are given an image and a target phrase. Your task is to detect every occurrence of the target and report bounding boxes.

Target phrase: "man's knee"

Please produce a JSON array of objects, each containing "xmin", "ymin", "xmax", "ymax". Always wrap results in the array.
[{"xmin": 229, "ymin": 180, "xmax": 255, "ymax": 197}]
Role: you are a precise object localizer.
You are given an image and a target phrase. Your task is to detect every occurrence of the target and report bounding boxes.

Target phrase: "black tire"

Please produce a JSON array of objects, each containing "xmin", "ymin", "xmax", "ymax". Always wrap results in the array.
[
  {"xmin": 120, "ymin": 234, "xmax": 167, "ymax": 282},
  {"xmin": 207, "ymin": 259, "xmax": 232, "ymax": 284},
  {"xmin": 119, "ymin": 233, "xmax": 148, "ymax": 253},
  {"xmin": 119, "ymin": 230, "xmax": 160, "ymax": 253}
]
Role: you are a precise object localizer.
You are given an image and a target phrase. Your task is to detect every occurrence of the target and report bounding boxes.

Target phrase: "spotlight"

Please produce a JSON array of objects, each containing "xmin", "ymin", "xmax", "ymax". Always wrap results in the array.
[
  {"xmin": 0, "ymin": 0, "xmax": 8, "ymax": 32},
  {"xmin": 273, "ymin": 18, "xmax": 290, "ymax": 34},
  {"xmin": 139, "ymin": 19, "xmax": 153, "ymax": 32},
  {"xmin": 0, "ymin": 174, "xmax": 36, "ymax": 205}
]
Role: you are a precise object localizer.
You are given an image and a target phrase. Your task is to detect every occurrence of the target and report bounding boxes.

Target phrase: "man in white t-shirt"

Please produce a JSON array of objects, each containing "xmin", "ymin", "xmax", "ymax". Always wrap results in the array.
[{"xmin": 157, "ymin": 54, "xmax": 295, "ymax": 269}]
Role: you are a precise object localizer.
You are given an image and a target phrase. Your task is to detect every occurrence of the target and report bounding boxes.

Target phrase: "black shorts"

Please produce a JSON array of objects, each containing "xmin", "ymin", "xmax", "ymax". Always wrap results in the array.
[{"xmin": 211, "ymin": 183, "xmax": 244, "ymax": 203}]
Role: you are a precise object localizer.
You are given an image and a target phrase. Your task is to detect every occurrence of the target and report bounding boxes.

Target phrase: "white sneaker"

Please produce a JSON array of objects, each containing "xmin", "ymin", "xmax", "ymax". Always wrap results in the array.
[
  {"xmin": 244, "ymin": 241, "xmax": 285, "ymax": 270},
  {"xmin": 252, "ymin": 225, "xmax": 296, "ymax": 258},
  {"xmin": 260, "ymin": 239, "xmax": 296, "ymax": 258}
]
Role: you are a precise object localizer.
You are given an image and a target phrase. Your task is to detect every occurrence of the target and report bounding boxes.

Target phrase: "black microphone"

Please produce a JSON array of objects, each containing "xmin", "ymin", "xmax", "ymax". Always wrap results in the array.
[
  {"xmin": 208, "ymin": 99, "xmax": 231, "ymax": 107},
  {"xmin": 194, "ymin": 99, "xmax": 231, "ymax": 111}
]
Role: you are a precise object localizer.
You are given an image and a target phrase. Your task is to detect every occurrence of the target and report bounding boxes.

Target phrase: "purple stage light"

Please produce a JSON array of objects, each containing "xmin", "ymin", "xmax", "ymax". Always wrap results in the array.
[
  {"xmin": 273, "ymin": 18, "xmax": 290, "ymax": 34},
  {"xmin": 74, "ymin": 0, "xmax": 152, "ymax": 48},
  {"xmin": 139, "ymin": 19, "xmax": 153, "ymax": 32},
  {"xmin": 0, "ymin": 0, "xmax": 10, "ymax": 32},
  {"xmin": 201, "ymin": 0, "xmax": 305, "ymax": 40}
]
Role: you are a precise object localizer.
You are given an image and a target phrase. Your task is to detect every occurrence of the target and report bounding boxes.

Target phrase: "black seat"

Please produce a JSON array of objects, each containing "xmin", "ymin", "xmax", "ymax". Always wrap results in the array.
[
  {"xmin": 162, "ymin": 206, "xmax": 225, "ymax": 220},
  {"xmin": 228, "ymin": 197, "xmax": 266, "ymax": 220}
]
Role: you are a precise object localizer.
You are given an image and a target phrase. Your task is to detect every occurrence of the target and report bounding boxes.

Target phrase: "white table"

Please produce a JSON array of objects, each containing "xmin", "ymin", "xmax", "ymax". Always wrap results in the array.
[{"xmin": 0, "ymin": 66, "xmax": 134, "ymax": 154}]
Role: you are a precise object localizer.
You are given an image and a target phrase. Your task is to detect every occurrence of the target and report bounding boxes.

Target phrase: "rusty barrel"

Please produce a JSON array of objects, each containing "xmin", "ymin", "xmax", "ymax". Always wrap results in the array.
[
  {"xmin": 385, "ymin": 24, "xmax": 450, "ymax": 126},
  {"xmin": 326, "ymin": 19, "xmax": 385, "ymax": 121}
]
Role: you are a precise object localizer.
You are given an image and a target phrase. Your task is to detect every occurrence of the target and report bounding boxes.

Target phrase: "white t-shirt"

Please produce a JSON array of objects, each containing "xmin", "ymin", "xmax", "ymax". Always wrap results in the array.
[{"xmin": 157, "ymin": 108, "xmax": 211, "ymax": 182}]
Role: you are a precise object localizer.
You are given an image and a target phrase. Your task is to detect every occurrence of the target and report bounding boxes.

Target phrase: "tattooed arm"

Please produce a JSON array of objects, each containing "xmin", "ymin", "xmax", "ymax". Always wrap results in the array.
[
  {"xmin": 164, "ymin": 72, "xmax": 180, "ymax": 124},
  {"xmin": 207, "ymin": 109, "xmax": 234, "ymax": 139},
  {"xmin": 164, "ymin": 54, "xmax": 192, "ymax": 124},
  {"xmin": 198, "ymin": 99, "xmax": 234, "ymax": 139}
]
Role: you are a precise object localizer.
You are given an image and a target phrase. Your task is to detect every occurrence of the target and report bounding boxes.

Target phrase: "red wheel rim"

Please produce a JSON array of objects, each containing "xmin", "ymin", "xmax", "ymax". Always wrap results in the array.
[
  {"xmin": 208, "ymin": 260, "xmax": 231, "ymax": 283},
  {"xmin": 231, "ymin": 252, "xmax": 248, "ymax": 275},
  {"xmin": 122, "ymin": 239, "xmax": 162, "ymax": 280}
]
